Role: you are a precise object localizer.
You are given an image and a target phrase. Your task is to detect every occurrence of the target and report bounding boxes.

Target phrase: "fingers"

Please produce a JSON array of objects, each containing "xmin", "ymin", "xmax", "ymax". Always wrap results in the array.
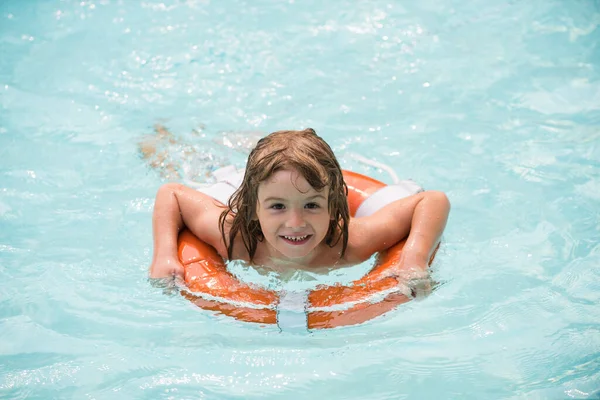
[
  {"xmin": 173, "ymin": 274, "xmax": 186, "ymax": 289},
  {"xmin": 392, "ymin": 267, "xmax": 433, "ymax": 300},
  {"xmin": 148, "ymin": 259, "xmax": 185, "ymax": 280},
  {"xmin": 407, "ymin": 277, "xmax": 432, "ymax": 300}
]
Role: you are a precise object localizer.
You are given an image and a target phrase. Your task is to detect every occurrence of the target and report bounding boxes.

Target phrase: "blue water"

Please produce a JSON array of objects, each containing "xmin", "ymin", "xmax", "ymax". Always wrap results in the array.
[{"xmin": 1, "ymin": 0, "xmax": 599, "ymax": 398}]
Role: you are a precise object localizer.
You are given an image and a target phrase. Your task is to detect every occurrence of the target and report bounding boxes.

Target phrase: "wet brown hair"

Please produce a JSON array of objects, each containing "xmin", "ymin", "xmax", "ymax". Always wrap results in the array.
[{"xmin": 219, "ymin": 128, "xmax": 349, "ymax": 262}]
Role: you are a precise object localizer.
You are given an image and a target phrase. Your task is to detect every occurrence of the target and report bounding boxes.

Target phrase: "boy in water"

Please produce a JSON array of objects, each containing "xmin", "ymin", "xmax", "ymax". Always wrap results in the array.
[{"xmin": 144, "ymin": 128, "xmax": 450, "ymax": 297}]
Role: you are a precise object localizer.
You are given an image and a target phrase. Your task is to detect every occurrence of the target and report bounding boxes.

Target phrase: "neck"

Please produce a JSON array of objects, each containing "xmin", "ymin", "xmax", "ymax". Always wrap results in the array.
[{"xmin": 262, "ymin": 242, "xmax": 323, "ymax": 269}]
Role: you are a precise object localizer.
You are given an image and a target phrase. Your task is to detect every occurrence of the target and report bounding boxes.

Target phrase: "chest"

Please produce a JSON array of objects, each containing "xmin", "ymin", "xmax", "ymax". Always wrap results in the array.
[{"xmin": 240, "ymin": 239, "xmax": 351, "ymax": 271}]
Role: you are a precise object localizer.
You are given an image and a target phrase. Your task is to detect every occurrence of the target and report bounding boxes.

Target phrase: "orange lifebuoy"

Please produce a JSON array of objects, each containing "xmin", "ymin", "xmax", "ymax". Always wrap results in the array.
[{"xmin": 178, "ymin": 170, "xmax": 434, "ymax": 329}]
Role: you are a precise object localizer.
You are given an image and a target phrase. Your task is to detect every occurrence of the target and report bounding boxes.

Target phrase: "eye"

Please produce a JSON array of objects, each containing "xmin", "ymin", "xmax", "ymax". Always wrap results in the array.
[
  {"xmin": 269, "ymin": 203, "xmax": 285, "ymax": 210},
  {"xmin": 305, "ymin": 202, "xmax": 320, "ymax": 209}
]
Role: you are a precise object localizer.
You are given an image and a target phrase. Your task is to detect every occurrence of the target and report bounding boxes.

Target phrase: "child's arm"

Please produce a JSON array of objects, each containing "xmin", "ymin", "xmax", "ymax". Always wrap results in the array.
[
  {"xmin": 149, "ymin": 183, "xmax": 225, "ymax": 279},
  {"xmin": 353, "ymin": 190, "xmax": 450, "ymax": 278}
]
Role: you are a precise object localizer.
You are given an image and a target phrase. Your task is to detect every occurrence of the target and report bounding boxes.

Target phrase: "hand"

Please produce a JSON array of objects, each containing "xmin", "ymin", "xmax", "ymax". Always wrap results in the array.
[
  {"xmin": 379, "ymin": 257, "xmax": 433, "ymax": 300},
  {"xmin": 149, "ymin": 256, "xmax": 185, "ymax": 280},
  {"xmin": 395, "ymin": 249, "xmax": 437, "ymax": 299},
  {"xmin": 403, "ymin": 268, "xmax": 432, "ymax": 300}
]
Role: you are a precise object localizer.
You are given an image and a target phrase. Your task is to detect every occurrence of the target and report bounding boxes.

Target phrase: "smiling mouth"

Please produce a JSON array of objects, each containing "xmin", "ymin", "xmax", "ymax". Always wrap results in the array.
[{"xmin": 281, "ymin": 235, "xmax": 312, "ymax": 244}]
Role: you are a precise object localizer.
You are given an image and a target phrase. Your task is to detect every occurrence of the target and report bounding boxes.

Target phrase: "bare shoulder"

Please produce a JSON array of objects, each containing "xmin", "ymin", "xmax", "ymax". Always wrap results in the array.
[
  {"xmin": 345, "ymin": 194, "xmax": 417, "ymax": 261},
  {"xmin": 160, "ymin": 183, "xmax": 230, "ymax": 257},
  {"xmin": 344, "ymin": 217, "xmax": 379, "ymax": 264},
  {"xmin": 226, "ymin": 230, "xmax": 253, "ymax": 263},
  {"xmin": 346, "ymin": 190, "xmax": 450, "ymax": 260}
]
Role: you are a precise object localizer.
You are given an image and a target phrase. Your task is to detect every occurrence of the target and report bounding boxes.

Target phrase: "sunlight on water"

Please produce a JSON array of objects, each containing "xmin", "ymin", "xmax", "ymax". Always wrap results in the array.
[{"xmin": 1, "ymin": 0, "xmax": 599, "ymax": 398}]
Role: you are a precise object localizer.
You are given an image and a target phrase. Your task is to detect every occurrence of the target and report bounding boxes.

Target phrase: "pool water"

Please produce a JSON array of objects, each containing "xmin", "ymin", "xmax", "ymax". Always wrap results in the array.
[{"xmin": 1, "ymin": 0, "xmax": 599, "ymax": 398}]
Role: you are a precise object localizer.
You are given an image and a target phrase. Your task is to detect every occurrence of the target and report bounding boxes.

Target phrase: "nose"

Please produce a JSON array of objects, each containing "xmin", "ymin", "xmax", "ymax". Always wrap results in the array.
[{"xmin": 285, "ymin": 208, "xmax": 306, "ymax": 229}]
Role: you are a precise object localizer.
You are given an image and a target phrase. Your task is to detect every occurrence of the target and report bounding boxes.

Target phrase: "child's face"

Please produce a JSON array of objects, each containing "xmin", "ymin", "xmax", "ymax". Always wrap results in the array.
[{"xmin": 256, "ymin": 168, "xmax": 331, "ymax": 262}]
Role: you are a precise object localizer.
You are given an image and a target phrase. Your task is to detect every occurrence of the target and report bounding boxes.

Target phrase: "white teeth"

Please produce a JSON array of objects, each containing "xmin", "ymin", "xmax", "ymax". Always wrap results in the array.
[{"xmin": 284, "ymin": 235, "xmax": 308, "ymax": 242}]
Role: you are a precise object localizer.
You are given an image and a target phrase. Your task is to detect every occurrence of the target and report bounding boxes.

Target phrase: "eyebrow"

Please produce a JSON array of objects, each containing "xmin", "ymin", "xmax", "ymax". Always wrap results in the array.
[{"xmin": 263, "ymin": 194, "xmax": 327, "ymax": 202}]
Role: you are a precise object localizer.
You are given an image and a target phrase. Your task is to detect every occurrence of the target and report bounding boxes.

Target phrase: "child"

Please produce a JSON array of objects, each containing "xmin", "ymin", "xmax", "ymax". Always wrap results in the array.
[{"xmin": 146, "ymin": 128, "xmax": 450, "ymax": 297}]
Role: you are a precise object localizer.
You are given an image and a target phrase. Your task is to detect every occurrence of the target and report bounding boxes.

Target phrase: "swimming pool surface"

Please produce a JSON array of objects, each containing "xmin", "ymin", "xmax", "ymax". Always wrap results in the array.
[{"xmin": 1, "ymin": 0, "xmax": 599, "ymax": 398}]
